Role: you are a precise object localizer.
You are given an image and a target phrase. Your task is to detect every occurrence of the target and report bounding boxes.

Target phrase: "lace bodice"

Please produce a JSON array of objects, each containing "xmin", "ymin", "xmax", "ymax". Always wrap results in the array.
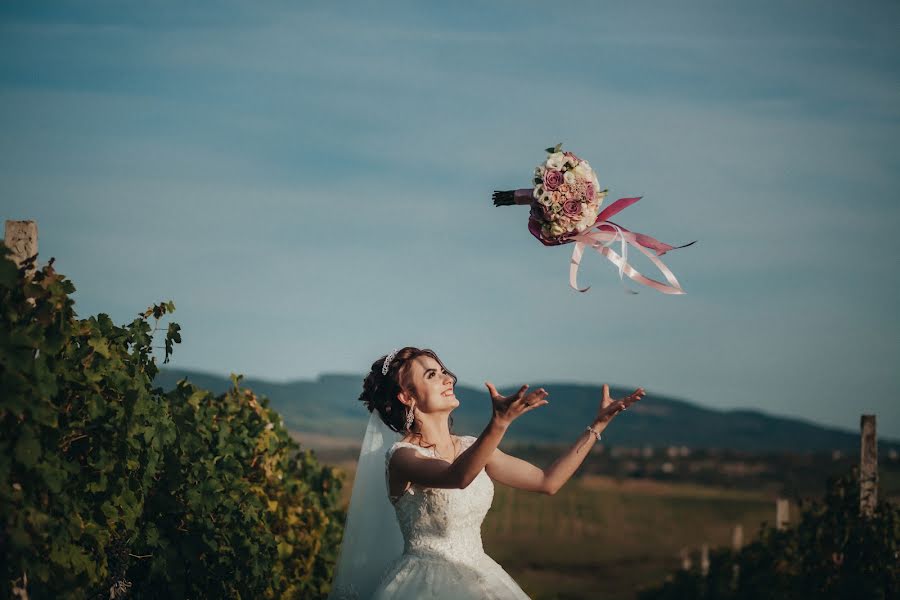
[{"xmin": 384, "ymin": 435, "xmax": 495, "ymax": 563}]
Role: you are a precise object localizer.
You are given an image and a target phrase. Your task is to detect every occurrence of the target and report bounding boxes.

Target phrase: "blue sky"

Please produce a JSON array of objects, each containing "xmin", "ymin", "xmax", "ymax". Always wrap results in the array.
[{"xmin": 2, "ymin": 1, "xmax": 899, "ymax": 438}]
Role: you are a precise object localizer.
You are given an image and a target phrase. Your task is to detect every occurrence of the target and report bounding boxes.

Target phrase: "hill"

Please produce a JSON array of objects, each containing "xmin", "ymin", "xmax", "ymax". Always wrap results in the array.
[{"xmin": 155, "ymin": 368, "xmax": 897, "ymax": 452}]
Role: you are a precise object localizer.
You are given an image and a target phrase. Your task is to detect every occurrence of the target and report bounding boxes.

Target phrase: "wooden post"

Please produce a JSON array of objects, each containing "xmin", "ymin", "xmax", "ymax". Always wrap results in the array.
[
  {"xmin": 4, "ymin": 220, "xmax": 38, "ymax": 274},
  {"xmin": 860, "ymin": 415, "xmax": 878, "ymax": 517},
  {"xmin": 732, "ymin": 524, "xmax": 743, "ymax": 550},
  {"xmin": 775, "ymin": 498, "xmax": 789, "ymax": 531},
  {"xmin": 731, "ymin": 524, "xmax": 743, "ymax": 589},
  {"xmin": 700, "ymin": 543, "xmax": 710, "ymax": 577}
]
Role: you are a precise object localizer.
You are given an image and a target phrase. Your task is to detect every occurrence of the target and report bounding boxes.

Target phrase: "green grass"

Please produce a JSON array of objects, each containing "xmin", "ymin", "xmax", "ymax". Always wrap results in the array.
[{"xmin": 481, "ymin": 477, "xmax": 777, "ymax": 600}]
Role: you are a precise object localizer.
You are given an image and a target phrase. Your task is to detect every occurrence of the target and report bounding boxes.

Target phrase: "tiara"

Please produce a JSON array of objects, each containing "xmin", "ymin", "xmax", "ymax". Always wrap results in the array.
[{"xmin": 381, "ymin": 348, "xmax": 401, "ymax": 376}]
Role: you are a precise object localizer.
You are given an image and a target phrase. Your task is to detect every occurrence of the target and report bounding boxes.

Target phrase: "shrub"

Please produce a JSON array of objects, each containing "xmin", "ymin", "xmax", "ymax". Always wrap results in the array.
[
  {"xmin": 1, "ymin": 248, "xmax": 344, "ymax": 599},
  {"xmin": 638, "ymin": 471, "xmax": 900, "ymax": 600}
]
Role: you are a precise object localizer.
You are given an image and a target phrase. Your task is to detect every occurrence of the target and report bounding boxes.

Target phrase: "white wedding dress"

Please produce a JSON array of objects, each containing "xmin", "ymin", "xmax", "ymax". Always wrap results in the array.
[{"xmin": 369, "ymin": 435, "xmax": 532, "ymax": 599}]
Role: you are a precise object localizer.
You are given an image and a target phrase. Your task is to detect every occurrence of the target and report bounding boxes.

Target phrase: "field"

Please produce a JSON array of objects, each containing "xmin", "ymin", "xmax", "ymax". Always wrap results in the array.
[
  {"xmin": 330, "ymin": 460, "xmax": 780, "ymax": 600},
  {"xmin": 484, "ymin": 477, "xmax": 778, "ymax": 600}
]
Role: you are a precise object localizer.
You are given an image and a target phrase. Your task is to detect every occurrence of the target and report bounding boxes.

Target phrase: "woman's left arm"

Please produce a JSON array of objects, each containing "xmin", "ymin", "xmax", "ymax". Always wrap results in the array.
[{"xmin": 485, "ymin": 384, "xmax": 645, "ymax": 495}]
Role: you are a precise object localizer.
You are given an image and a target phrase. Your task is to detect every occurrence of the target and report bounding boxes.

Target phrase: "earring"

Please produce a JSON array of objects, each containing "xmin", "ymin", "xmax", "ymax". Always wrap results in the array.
[{"xmin": 405, "ymin": 407, "xmax": 415, "ymax": 431}]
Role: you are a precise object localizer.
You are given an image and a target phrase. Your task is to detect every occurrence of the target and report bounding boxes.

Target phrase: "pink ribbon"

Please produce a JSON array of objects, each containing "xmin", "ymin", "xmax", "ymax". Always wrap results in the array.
[{"xmin": 518, "ymin": 191, "xmax": 695, "ymax": 294}]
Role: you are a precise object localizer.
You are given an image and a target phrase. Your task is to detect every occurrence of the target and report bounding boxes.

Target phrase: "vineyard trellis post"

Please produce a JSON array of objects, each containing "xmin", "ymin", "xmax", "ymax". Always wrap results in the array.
[
  {"xmin": 860, "ymin": 414, "xmax": 877, "ymax": 517},
  {"xmin": 700, "ymin": 543, "xmax": 710, "ymax": 577},
  {"xmin": 731, "ymin": 524, "xmax": 743, "ymax": 590},
  {"xmin": 775, "ymin": 498, "xmax": 789, "ymax": 531},
  {"xmin": 674, "ymin": 413, "xmax": 883, "ymax": 595},
  {"xmin": 731, "ymin": 524, "xmax": 743, "ymax": 550},
  {"xmin": 4, "ymin": 219, "xmax": 38, "ymax": 273}
]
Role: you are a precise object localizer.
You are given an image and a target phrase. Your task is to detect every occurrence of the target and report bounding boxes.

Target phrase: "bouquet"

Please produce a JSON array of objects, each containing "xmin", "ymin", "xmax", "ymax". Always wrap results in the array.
[
  {"xmin": 493, "ymin": 143, "xmax": 695, "ymax": 294},
  {"xmin": 494, "ymin": 144, "xmax": 608, "ymax": 241}
]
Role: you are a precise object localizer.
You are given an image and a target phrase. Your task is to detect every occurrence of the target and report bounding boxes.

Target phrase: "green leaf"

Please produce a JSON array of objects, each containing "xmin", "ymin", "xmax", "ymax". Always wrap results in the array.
[
  {"xmin": 88, "ymin": 337, "xmax": 111, "ymax": 358},
  {"xmin": 14, "ymin": 428, "xmax": 41, "ymax": 468},
  {"xmin": 145, "ymin": 524, "xmax": 160, "ymax": 546},
  {"xmin": 0, "ymin": 253, "xmax": 18, "ymax": 286},
  {"xmin": 277, "ymin": 541, "xmax": 294, "ymax": 558},
  {"xmin": 100, "ymin": 501, "xmax": 118, "ymax": 522},
  {"xmin": 165, "ymin": 322, "xmax": 182, "ymax": 364},
  {"xmin": 36, "ymin": 462, "xmax": 66, "ymax": 494},
  {"xmin": 86, "ymin": 474, "xmax": 108, "ymax": 493}
]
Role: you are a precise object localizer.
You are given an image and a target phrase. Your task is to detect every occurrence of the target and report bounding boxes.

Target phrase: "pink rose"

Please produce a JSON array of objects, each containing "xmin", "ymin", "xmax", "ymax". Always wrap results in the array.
[
  {"xmin": 543, "ymin": 169, "xmax": 564, "ymax": 191},
  {"xmin": 584, "ymin": 182, "xmax": 594, "ymax": 200},
  {"xmin": 563, "ymin": 200, "xmax": 582, "ymax": 217}
]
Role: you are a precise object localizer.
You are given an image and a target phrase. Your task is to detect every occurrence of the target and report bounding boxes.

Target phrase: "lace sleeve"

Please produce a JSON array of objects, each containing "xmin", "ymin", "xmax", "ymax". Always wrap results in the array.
[
  {"xmin": 385, "ymin": 442, "xmax": 434, "ymax": 502},
  {"xmin": 385, "ymin": 442, "xmax": 432, "ymax": 471}
]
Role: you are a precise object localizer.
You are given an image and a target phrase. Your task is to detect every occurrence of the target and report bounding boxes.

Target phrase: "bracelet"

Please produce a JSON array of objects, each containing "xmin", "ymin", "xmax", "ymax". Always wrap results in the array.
[{"xmin": 586, "ymin": 425, "xmax": 602, "ymax": 441}]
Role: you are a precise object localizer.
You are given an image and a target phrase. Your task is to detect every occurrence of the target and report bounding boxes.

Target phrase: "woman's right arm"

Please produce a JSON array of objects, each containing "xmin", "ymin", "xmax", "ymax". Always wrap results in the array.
[{"xmin": 390, "ymin": 383, "xmax": 549, "ymax": 490}]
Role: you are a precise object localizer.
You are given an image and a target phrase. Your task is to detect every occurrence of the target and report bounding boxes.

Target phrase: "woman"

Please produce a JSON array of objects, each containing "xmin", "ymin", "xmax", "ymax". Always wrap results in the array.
[{"xmin": 329, "ymin": 347, "xmax": 644, "ymax": 599}]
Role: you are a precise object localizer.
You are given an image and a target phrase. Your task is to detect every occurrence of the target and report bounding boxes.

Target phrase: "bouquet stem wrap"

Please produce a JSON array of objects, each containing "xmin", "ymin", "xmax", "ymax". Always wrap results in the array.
[{"xmin": 504, "ymin": 190, "xmax": 695, "ymax": 294}]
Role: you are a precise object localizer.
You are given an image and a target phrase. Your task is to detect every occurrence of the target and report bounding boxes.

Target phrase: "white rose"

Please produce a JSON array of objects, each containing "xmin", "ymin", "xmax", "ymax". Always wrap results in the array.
[
  {"xmin": 546, "ymin": 152, "xmax": 564, "ymax": 170},
  {"xmin": 580, "ymin": 214, "xmax": 595, "ymax": 229},
  {"xmin": 563, "ymin": 171, "xmax": 576, "ymax": 185}
]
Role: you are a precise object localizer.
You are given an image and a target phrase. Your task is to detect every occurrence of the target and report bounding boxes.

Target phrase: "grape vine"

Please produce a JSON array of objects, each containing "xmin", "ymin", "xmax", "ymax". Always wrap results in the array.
[{"xmin": 1, "ymin": 247, "xmax": 345, "ymax": 599}]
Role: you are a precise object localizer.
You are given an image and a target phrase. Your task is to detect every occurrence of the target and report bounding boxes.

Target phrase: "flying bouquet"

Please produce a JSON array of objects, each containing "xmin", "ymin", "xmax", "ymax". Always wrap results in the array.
[{"xmin": 493, "ymin": 144, "xmax": 695, "ymax": 294}]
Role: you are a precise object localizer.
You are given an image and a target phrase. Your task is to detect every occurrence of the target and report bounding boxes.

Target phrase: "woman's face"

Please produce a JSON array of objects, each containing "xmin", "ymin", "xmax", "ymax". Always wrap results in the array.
[{"xmin": 402, "ymin": 355, "xmax": 458, "ymax": 414}]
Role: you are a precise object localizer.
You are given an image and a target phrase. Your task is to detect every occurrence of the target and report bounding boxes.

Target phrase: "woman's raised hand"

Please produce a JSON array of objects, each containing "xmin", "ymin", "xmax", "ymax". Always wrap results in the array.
[
  {"xmin": 595, "ymin": 384, "xmax": 645, "ymax": 425},
  {"xmin": 484, "ymin": 382, "xmax": 549, "ymax": 428}
]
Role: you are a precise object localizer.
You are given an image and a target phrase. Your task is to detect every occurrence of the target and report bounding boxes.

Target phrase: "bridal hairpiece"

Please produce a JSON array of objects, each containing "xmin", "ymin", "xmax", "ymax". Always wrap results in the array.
[{"xmin": 382, "ymin": 348, "xmax": 401, "ymax": 376}]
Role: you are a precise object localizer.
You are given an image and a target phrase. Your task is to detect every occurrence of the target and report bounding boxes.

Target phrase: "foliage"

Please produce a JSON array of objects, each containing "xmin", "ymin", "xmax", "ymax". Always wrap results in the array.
[
  {"xmin": 128, "ymin": 376, "xmax": 344, "ymax": 599},
  {"xmin": 1, "ymin": 247, "xmax": 344, "ymax": 599},
  {"xmin": 638, "ymin": 471, "xmax": 900, "ymax": 600}
]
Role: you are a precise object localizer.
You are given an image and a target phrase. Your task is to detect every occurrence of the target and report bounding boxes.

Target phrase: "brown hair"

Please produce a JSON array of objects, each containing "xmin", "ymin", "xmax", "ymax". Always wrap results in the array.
[{"xmin": 359, "ymin": 346, "xmax": 458, "ymax": 450}]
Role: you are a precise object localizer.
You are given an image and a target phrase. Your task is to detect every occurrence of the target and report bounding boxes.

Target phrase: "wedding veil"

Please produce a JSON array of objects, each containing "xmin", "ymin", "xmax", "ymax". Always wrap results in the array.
[{"xmin": 328, "ymin": 410, "xmax": 404, "ymax": 599}]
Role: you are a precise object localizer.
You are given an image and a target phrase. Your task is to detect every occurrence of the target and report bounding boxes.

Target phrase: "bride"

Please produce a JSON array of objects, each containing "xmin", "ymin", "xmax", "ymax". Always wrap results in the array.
[{"xmin": 328, "ymin": 347, "xmax": 644, "ymax": 599}]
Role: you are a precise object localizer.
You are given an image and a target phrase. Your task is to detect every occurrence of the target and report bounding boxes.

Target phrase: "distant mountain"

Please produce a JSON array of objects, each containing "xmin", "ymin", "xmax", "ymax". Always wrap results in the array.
[{"xmin": 155, "ymin": 368, "xmax": 898, "ymax": 452}]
